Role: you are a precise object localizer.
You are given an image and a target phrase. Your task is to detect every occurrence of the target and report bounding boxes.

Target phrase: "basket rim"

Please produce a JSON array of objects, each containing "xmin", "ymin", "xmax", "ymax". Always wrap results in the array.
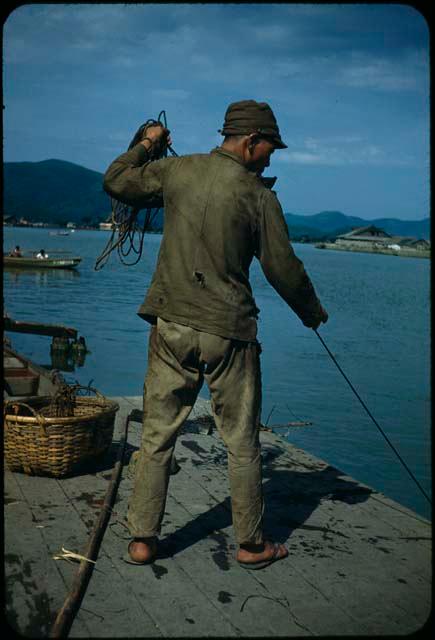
[{"xmin": 5, "ymin": 397, "xmax": 119, "ymax": 425}]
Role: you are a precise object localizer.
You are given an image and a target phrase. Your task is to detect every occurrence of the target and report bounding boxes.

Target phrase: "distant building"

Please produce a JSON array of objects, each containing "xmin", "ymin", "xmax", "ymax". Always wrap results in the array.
[
  {"xmin": 335, "ymin": 225, "xmax": 393, "ymax": 249},
  {"xmin": 398, "ymin": 238, "xmax": 430, "ymax": 250},
  {"xmin": 3, "ymin": 215, "xmax": 17, "ymax": 226},
  {"xmin": 99, "ymin": 213, "xmax": 115, "ymax": 231},
  {"xmin": 334, "ymin": 225, "xmax": 430, "ymax": 254}
]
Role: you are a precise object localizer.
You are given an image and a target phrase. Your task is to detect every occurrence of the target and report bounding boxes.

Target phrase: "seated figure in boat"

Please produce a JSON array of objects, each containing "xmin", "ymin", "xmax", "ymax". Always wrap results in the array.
[
  {"xmin": 36, "ymin": 249, "xmax": 49, "ymax": 259},
  {"xmin": 9, "ymin": 245, "xmax": 22, "ymax": 257}
]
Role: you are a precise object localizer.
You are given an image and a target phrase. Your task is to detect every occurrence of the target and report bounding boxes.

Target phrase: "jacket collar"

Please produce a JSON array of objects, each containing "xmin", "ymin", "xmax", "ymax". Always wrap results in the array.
[{"xmin": 211, "ymin": 146, "xmax": 246, "ymax": 167}]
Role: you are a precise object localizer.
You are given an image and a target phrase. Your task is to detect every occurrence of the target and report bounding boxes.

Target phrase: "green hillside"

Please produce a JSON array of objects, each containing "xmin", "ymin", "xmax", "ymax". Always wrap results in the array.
[
  {"xmin": 3, "ymin": 159, "xmax": 111, "ymax": 225},
  {"xmin": 3, "ymin": 159, "xmax": 430, "ymax": 239}
]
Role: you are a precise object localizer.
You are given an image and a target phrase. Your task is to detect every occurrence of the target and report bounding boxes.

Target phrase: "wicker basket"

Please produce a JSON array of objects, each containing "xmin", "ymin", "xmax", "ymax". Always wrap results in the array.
[{"xmin": 4, "ymin": 392, "xmax": 119, "ymax": 478}]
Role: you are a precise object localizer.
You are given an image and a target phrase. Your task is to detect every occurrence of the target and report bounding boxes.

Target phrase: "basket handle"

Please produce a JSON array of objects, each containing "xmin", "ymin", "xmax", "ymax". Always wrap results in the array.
[
  {"xmin": 73, "ymin": 385, "xmax": 107, "ymax": 401},
  {"xmin": 4, "ymin": 401, "xmax": 48, "ymax": 433}
]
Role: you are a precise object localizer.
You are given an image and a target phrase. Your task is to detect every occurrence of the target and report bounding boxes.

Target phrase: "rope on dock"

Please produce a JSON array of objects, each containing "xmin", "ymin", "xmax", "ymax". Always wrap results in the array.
[
  {"xmin": 49, "ymin": 412, "xmax": 131, "ymax": 638},
  {"xmin": 314, "ymin": 329, "xmax": 431, "ymax": 507}
]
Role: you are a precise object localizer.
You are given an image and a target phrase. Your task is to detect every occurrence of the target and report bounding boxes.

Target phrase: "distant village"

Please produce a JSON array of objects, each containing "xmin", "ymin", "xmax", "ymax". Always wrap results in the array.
[
  {"xmin": 316, "ymin": 225, "xmax": 430, "ymax": 258},
  {"xmin": 3, "ymin": 215, "xmax": 113, "ymax": 231},
  {"xmin": 3, "ymin": 215, "xmax": 430, "ymax": 258}
]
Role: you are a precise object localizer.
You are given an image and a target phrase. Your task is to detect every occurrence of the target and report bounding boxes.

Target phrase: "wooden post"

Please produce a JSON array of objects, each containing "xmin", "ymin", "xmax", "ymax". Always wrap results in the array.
[
  {"xmin": 49, "ymin": 414, "xmax": 130, "ymax": 638},
  {"xmin": 51, "ymin": 337, "xmax": 71, "ymax": 352},
  {"xmin": 4, "ymin": 317, "xmax": 78, "ymax": 340}
]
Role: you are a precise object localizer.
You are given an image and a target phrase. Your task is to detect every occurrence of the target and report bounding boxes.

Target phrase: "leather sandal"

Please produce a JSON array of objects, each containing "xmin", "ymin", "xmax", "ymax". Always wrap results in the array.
[
  {"xmin": 124, "ymin": 538, "xmax": 157, "ymax": 565},
  {"xmin": 237, "ymin": 541, "xmax": 288, "ymax": 570}
]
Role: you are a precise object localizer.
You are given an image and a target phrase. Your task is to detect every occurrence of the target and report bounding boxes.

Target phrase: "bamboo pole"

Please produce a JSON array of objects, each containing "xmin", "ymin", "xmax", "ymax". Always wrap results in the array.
[{"xmin": 49, "ymin": 413, "xmax": 130, "ymax": 638}]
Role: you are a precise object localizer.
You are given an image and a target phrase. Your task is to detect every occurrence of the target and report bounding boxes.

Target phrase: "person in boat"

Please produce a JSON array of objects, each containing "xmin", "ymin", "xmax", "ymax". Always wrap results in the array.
[
  {"xmin": 36, "ymin": 249, "xmax": 49, "ymax": 259},
  {"xmin": 9, "ymin": 245, "xmax": 22, "ymax": 257},
  {"xmin": 103, "ymin": 99, "xmax": 328, "ymax": 570}
]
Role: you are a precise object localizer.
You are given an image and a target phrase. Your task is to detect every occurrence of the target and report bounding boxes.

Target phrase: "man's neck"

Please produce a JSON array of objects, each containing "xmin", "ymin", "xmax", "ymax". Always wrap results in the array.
[{"xmin": 221, "ymin": 141, "xmax": 245, "ymax": 164}]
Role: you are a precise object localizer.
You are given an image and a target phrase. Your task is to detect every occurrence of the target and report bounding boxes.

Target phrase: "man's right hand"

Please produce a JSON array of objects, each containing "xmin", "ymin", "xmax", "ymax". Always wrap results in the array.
[
  {"xmin": 140, "ymin": 124, "xmax": 172, "ymax": 155},
  {"xmin": 303, "ymin": 305, "xmax": 328, "ymax": 330}
]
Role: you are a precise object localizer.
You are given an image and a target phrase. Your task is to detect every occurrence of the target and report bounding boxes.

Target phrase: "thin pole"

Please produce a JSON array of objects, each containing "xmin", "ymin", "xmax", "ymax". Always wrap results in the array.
[
  {"xmin": 314, "ymin": 329, "xmax": 431, "ymax": 506},
  {"xmin": 50, "ymin": 414, "xmax": 130, "ymax": 638}
]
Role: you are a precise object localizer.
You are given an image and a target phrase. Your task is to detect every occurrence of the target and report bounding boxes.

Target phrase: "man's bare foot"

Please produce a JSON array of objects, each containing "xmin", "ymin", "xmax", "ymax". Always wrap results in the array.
[
  {"xmin": 126, "ymin": 537, "xmax": 157, "ymax": 565},
  {"xmin": 237, "ymin": 540, "xmax": 288, "ymax": 570}
]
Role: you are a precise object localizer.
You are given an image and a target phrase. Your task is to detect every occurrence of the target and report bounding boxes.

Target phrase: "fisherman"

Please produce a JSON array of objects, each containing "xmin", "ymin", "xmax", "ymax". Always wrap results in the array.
[
  {"xmin": 9, "ymin": 245, "xmax": 22, "ymax": 257},
  {"xmin": 103, "ymin": 99, "xmax": 328, "ymax": 570},
  {"xmin": 36, "ymin": 249, "xmax": 49, "ymax": 259}
]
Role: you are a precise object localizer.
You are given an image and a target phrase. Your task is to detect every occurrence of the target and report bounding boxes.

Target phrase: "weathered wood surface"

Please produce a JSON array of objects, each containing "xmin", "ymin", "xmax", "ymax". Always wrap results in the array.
[
  {"xmin": 4, "ymin": 395, "xmax": 431, "ymax": 637},
  {"xmin": 4, "ymin": 317, "xmax": 78, "ymax": 339}
]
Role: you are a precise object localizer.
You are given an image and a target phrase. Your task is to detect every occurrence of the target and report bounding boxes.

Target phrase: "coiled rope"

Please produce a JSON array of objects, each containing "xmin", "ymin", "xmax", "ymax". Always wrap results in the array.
[
  {"xmin": 94, "ymin": 110, "xmax": 178, "ymax": 271},
  {"xmin": 314, "ymin": 329, "xmax": 431, "ymax": 506}
]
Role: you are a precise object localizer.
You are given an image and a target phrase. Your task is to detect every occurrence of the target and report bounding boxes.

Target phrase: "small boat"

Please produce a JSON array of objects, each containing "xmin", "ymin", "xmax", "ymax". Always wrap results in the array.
[
  {"xmin": 4, "ymin": 255, "xmax": 81, "ymax": 269},
  {"xmin": 49, "ymin": 231, "xmax": 69, "ymax": 236},
  {"xmin": 4, "ymin": 342, "xmax": 60, "ymax": 398}
]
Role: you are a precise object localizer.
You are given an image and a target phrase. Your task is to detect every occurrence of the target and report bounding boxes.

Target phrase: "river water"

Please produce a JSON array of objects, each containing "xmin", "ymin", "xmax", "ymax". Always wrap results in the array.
[{"xmin": 3, "ymin": 227, "xmax": 431, "ymax": 520}]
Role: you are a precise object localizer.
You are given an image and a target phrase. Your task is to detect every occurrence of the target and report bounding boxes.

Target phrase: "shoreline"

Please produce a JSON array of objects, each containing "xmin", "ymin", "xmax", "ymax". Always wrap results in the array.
[{"xmin": 315, "ymin": 242, "xmax": 430, "ymax": 259}]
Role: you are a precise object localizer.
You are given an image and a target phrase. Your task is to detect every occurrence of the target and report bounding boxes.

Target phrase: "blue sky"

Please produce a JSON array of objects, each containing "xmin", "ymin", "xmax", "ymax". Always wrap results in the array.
[{"xmin": 3, "ymin": 3, "xmax": 430, "ymax": 220}]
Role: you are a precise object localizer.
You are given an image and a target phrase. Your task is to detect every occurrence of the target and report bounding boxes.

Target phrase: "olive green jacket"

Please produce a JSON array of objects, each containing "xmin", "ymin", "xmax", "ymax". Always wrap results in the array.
[{"xmin": 103, "ymin": 144, "xmax": 324, "ymax": 341}]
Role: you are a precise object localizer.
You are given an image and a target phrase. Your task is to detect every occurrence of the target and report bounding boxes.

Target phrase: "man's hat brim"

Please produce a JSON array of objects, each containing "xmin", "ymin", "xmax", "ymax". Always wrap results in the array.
[{"xmin": 221, "ymin": 100, "xmax": 288, "ymax": 149}]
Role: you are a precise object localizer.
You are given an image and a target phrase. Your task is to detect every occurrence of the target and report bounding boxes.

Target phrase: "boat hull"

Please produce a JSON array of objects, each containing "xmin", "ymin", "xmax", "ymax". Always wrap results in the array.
[{"xmin": 4, "ymin": 256, "xmax": 81, "ymax": 269}]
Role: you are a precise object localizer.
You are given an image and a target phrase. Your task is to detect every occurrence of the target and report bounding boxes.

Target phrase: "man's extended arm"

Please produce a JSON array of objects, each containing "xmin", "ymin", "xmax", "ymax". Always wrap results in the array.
[{"xmin": 257, "ymin": 189, "xmax": 328, "ymax": 329}]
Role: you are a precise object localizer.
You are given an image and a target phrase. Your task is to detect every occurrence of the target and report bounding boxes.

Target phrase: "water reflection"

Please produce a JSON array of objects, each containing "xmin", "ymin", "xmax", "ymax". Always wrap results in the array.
[
  {"xmin": 49, "ymin": 348, "xmax": 87, "ymax": 372},
  {"xmin": 50, "ymin": 336, "xmax": 88, "ymax": 372},
  {"xmin": 4, "ymin": 268, "xmax": 80, "ymax": 285}
]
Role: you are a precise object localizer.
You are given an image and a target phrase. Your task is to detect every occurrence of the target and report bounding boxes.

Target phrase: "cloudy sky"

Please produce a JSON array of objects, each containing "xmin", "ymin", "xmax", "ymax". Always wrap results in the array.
[{"xmin": 3, "ymin": 3, "xmax": 430, "ymax": 220}]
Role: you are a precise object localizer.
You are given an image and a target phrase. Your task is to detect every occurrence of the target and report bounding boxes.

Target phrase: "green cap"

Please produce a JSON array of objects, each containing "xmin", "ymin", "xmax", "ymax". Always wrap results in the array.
[{"xmin": 219, "ymin": 99, "xmax": 287, "ymax": 149}]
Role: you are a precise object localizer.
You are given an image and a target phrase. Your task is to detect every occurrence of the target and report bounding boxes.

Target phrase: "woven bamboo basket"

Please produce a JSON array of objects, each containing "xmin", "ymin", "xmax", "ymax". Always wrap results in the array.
[{"xmin": 4, "ymin": 392, "xmax": 119, "ymax": 478}]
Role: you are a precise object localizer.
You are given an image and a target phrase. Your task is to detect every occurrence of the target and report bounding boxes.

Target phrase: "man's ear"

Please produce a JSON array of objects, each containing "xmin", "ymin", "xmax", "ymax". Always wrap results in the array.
[{"xmin": 247, "ymin": 133, "xmax": 259, "ymax": 151}]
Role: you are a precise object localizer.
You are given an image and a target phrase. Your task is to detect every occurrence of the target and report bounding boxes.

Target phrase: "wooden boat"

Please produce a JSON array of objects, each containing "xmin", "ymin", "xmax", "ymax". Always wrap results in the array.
[
  {"xmin": 4, "ymin": 342, "xmax": 59, "ymax": 398},
  {"xmin": 4, "ymin": 255, "xmax": 81, "ymax": 269}
]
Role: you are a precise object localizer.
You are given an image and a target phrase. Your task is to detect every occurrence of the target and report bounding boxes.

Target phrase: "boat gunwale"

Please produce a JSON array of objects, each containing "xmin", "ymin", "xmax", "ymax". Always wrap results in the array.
[{"xmin": 4, "ymin": 256, "xmax": 81, "ymax": 268}]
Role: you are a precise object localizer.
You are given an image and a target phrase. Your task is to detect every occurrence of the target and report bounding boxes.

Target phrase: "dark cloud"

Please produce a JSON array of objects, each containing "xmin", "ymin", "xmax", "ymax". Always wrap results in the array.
[{"xmin": 3, "ymin": 3, "xmax": 429, "ymax": 219}]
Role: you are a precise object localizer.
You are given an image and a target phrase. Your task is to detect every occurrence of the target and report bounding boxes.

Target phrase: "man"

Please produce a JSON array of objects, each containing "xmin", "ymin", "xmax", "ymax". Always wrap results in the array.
[
  {"xmin": 36, "ymin": 249, "xmax": 49, "ymax": 259},
  {"xmin": 10, "ymin": 245, "xmax": 22, "ymax": 257},
  {"xmin": 103, "ymin": 99, "xmax": 328, "ymax": 570}
]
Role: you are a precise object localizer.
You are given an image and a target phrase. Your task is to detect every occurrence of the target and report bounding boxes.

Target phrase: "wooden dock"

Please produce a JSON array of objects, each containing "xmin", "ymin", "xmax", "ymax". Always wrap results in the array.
[{"xmin": 4, "ymin": 395, "xmax": 432, "ymax": 637}]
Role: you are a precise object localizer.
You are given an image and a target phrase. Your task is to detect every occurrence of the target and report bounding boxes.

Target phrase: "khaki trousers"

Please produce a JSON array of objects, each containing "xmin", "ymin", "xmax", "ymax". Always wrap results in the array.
[{"xmin": 127, "ymin": 317, "xmax": 264, "ymax": 544}]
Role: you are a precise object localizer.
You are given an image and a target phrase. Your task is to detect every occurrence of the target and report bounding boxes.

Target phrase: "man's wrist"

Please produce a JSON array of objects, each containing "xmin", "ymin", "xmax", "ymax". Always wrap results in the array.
[{"xmin": 140, "ymin": 137, "xmax": 154, "ymax": 152}]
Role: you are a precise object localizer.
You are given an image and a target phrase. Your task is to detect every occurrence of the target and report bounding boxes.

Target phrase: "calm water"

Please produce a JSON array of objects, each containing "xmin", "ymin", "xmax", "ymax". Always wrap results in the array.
[{"xmin": 3, "ymin": 227, "xmax": 431, "ymax": 520}]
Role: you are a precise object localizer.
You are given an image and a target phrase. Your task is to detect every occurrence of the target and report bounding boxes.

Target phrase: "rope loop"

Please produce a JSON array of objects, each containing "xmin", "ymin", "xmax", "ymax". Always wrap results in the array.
[{"xmin": 95, "ymin": 110, "xmax": 178, "ymax": 271}]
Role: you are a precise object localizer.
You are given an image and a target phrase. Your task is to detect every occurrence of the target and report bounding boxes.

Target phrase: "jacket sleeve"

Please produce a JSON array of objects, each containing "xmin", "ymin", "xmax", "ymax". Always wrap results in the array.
[
  {"xmin": 103, "ymin": 143, "xmax": 172, "ymax": 208},
  {"xmin": 256, "ymin": 189, "xmax": 324, "ymax": 326}
]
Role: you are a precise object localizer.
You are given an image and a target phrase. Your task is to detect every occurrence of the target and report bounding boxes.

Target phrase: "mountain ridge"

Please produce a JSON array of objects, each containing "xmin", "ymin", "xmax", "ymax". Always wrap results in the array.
[{"xmin": 3, "ymin": 159, "xmax": 430, "ymax": 239}]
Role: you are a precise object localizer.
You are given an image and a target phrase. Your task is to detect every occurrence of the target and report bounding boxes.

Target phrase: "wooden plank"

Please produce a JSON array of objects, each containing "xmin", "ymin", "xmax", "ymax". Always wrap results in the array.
[
  {"xmin": 4, "ymin": 395, "xmax": 432, "ymax": 638},
  {"xmin": 65, "ymin": 429, "xmax": 240, "ymax": 636},
  {"xmin": 160, "ymin": 461, "xmax": 362, "ymax": 635},
  {"xmin": 117, "ymin": 410, "xmax": 359, "ymax": 636},
  {"xmin": 4, "ymin": 470, "xmax": 91, "ymax": 638},
  {"xmin": 50, "ymin": 409, "xmax": 130, "ymax": 638},
  {"xmin": 4, "ymin": 317, "xmax": 78, "ymax": 339}
]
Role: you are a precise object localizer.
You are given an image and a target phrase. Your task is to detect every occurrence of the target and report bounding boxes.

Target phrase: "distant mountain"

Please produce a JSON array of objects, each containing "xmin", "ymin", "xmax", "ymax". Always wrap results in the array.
[
  {"xmin": 3, "ymin": 159, "xmax": 166, "ymax": 230},
  {"xmin": 3, "ymin": 159, "xmax": 111, "ymax": 225},
  {"xmin": 284, "ymin": 210, "xmax": 430, "ymax": 240},
  {"xmin": 3, "ymin": 160, "xmax": 430, "ymax": 239}
]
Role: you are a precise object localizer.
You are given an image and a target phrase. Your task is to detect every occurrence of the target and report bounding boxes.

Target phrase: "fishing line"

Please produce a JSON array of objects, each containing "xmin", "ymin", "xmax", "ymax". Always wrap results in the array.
[
  {"xmin": 314, "ymin": 329, "xmax": 431, "ymax": 506},
  {"xmin": 94, "ymin": 110, "xmax": 178, "ymax": 271}
]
